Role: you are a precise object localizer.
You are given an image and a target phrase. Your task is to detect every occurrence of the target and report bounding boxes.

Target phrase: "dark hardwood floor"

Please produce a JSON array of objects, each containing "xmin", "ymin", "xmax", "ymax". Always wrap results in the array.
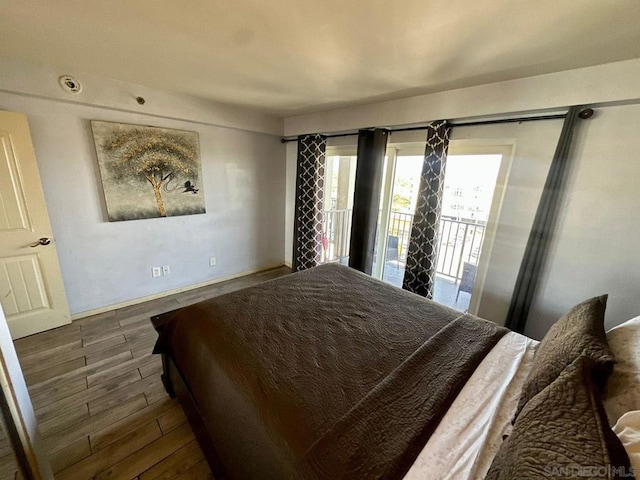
[{"xmin": 0, "ymin": 266, "xmax": 289, "ymax": 479}]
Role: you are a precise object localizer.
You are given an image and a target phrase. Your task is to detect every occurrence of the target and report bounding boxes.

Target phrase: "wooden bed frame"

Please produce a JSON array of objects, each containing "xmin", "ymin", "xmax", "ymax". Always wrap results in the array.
[{"xmin": 150, "ymin": 310, "xmax": 228, "ymax": 478}]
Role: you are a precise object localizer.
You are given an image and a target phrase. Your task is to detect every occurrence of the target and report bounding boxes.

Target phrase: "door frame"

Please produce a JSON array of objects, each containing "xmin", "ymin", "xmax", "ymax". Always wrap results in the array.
[
  {"xmin": 0, "ymin": 304, "xmax": 54, "ymax": 478},
  {"xmin": 372, "ymin": 148, "xmax": 397, "ymax": 280},
  {"xmin": 446, "ymin": 141, "xmax": 515, "ymax": 315}
]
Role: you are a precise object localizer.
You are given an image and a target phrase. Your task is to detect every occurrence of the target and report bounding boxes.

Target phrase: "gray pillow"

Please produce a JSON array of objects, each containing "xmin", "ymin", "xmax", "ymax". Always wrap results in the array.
[
  {"xmin": 487, "ymin": 355, "xmax": 632, "ymax": 480},
  {"xmin": 515, "ymin": 295, "xmax": 614, "ymax": 417}
]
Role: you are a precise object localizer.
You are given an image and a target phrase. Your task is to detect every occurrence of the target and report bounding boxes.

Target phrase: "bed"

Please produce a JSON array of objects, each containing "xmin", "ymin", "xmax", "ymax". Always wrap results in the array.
[{"xmin": 152, "ymin": 264, "xmax": 635, "ymax": 479}]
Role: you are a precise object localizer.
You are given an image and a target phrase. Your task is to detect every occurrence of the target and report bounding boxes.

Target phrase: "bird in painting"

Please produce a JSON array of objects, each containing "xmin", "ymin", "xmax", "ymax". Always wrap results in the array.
[{"xmin": 183, "ymin": 180, "xmax": 199, "ymax": 194}]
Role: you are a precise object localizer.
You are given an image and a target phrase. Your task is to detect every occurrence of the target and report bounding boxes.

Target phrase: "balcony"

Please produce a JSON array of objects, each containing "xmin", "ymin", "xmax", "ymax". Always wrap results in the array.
[{"xmin": 321, "ymin": 210, "xmax": 487, "ymax": 312}]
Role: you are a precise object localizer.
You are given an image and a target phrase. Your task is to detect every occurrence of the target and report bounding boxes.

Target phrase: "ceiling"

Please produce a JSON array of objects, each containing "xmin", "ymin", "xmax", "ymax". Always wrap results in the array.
[{"xmin": 1, "ymin": 0, "xmax": 640, "ymax": 117}]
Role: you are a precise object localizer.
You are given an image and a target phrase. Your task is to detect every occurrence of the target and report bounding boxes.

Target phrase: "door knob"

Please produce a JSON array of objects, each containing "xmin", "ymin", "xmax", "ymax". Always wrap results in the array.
[{"xmin": 30, "ymin": 237, "xmax": 51, "ymax": 247}]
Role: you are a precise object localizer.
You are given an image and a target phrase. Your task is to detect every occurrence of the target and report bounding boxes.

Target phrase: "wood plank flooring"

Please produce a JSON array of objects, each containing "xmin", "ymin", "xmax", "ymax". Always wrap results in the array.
[{"xmin": 0, "ymin": 266, "xmax": 289, "ymax": 480}]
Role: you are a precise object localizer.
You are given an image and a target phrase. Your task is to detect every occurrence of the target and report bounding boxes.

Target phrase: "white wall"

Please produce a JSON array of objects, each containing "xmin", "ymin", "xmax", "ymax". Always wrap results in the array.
[
  {"xmin": 284, "ymin": 60, "xmax": 640, "ymax": 337},
  {"xmin": 0, "ymin": 64, "xmax": 285, "ymax": 317}
]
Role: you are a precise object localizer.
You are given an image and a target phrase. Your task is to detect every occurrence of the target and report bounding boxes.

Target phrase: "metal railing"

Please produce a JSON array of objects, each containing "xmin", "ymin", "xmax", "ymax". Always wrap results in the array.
[
  {"xmin": 435, "ymin": 218, "xmax": 486, "ymax": 280},
  {"xmin": 387, "ymin": 211, "xmax": 414, "ymax": 262},
  {"xmin": 322, "ymin": 209, "xmax": 486, "ymax": 281}
]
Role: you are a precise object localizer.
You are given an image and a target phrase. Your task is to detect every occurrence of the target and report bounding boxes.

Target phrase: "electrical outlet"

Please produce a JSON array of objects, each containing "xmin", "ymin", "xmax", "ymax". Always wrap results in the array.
[
  {"xmin": 162, "ymin": 265, "xmax": 170, "ymax": 275},
  {"xmin": 152, "ymin": 267, "xmax": 162, "ymax": 278},
  {"xmin": 209, "ymin": 256, "xmax": 217, "ymax": 267}
]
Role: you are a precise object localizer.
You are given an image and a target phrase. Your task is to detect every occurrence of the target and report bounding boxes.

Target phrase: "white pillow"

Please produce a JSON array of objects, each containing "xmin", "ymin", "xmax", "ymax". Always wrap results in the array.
[
  {"xmin": 613, "ymin": 410, "xmax": 640, "ymax": 477},
  {"xmin": 605, "ymin": 316, "xmax": 640, "ymax": 426}
]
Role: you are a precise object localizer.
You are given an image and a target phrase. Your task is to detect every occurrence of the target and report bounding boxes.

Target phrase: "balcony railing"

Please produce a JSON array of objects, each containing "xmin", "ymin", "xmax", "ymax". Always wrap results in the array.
[
  {"xmin": 322, "ymin": 209, "xmax": 486, "ymax": 282},
  {"xmin": 321, "ymin": 209, "xmax": 353, "ymax": 264},
  {"xmin": 435, "ymin": 217, "xmax": 486, "ymax": 280}
]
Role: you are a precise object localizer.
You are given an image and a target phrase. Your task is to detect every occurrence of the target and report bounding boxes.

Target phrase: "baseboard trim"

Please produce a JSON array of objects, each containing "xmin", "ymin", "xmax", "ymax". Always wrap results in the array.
[{"xmin": 70, "ymin": 262, "xmax": 286, "ymax": 321}]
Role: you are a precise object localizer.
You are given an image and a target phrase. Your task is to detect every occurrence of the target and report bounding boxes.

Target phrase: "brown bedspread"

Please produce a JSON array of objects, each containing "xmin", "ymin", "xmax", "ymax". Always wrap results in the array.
[{"xmin": 154, "ymin": 263, "xmax": 507, "ymax": 479}]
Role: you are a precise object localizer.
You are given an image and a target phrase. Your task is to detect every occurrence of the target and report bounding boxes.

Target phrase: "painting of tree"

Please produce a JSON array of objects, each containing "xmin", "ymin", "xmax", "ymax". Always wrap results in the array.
[{"xmin": 91, "ymin": 121, "xmax": 205, "ymax": 221}]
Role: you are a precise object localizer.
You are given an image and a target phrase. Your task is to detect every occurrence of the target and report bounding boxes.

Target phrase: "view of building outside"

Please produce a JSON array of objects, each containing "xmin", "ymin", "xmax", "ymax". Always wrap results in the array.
[
  {"xmin": 321, "ymin": 154, "xmax": 502, "ymax": 264},
  {"xmin": 390, "ymin": 154, "xmax": 502, "ymax": 224},
  {"xmin": 325, "ymin": 155, "xmax": 356, "ymax": 211},
  {"xmin": 390, "ymin": 155, "xmax": 421, "ymax": 214},
  {"xmin": 440, "ymin": 155, "xmax": 502, "ymax": 223},
  {"xmin": 322, "ymin": 156, "xmax": 357, "ymax": 263}
]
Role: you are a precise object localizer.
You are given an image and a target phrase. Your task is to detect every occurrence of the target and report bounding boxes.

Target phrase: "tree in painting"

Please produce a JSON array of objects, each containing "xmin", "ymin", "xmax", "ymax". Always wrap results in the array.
[{"xmin": 100, "ymin": 128, "xmax": 199, "ymax": 217}]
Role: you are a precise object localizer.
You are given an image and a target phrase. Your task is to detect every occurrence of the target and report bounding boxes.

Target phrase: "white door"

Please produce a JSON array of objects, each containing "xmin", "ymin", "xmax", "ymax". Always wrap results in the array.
[{"xmin": 0, "ymin": 110, "xmax": 70, "ymax": 339}]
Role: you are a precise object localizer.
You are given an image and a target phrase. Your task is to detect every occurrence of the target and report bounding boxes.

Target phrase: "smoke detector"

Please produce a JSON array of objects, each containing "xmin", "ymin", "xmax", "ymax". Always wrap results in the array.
[{"xmin": 58, "ymin": 75, "xmax": 82, "ymax": 94}]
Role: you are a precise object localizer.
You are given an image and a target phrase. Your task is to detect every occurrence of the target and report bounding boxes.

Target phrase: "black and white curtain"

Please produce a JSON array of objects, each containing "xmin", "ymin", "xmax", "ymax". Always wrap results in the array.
[
  {"xmin": 402, "ymin": 120, "xmax": 451, "ymax": 298},
  {"xmin": 292, "ymin": 134, "xmax": 327, "ymax": 272}
]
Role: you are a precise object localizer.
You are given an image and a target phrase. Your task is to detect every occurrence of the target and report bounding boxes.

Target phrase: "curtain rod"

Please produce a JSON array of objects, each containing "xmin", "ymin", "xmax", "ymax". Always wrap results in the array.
[{"xmin": 279, "ymin": 109, "xmax": 594, "ymax": 143}]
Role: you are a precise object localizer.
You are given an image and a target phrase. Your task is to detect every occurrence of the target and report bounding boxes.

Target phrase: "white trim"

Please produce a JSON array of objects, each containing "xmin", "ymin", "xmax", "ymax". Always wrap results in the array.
[
  {"xmin": 373, "ymin": 148, "xmax": 398, "ymax": 280},
  {"xmin": 325, "ymin": 144, "xmax": 357, "ymax": 156},
  {"xmin": 388, "ymin": 141, "xmax": 427, "ymax": 155},
  {"xmin": 0, "ymin": 305, "xmax": 53, "ymax": 478},
  {"xmin": 70, "ymin": 262, "xmax": 286, "ymax": 320}
]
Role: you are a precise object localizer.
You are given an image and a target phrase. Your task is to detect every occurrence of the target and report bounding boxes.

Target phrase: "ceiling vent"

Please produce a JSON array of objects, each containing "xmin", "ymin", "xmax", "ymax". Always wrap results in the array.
[{"xmin": 58, "ymin": 75, "xmax": 82, "ymax": 94}]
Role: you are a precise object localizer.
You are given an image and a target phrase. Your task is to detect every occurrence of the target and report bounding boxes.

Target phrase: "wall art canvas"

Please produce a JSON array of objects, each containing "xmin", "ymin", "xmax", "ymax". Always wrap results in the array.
[{"xmin": 91, "ymin": 121, "xmax": 206, "ymax": 221}]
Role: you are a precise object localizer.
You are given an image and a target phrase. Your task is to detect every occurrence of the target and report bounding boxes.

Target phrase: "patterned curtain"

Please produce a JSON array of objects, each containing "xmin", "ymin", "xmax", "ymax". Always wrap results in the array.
[
  {"xmin": 402, "ymin": 120, "xmax": 451, "ymax": 298},
  {"xmin": 292, "ymin": 134, "xmax": 327, "ymax": 272}
]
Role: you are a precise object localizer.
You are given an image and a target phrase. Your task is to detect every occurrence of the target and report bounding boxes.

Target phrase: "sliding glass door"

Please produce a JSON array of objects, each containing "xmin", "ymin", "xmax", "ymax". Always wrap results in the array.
[
  {"xmin": 319, "ymin": 142, "xmax": 512, "ymax": 314},
  {"xmin": 375, "ymin": 145, "xmax": 511, "ymax": 313},
  {"xmin": 372, "ymin": 150, "xmax": 417, "ymax": 282},
  {"xmin": 320, "ymin": 148, "xmax": 391, "ymax": 269}
]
